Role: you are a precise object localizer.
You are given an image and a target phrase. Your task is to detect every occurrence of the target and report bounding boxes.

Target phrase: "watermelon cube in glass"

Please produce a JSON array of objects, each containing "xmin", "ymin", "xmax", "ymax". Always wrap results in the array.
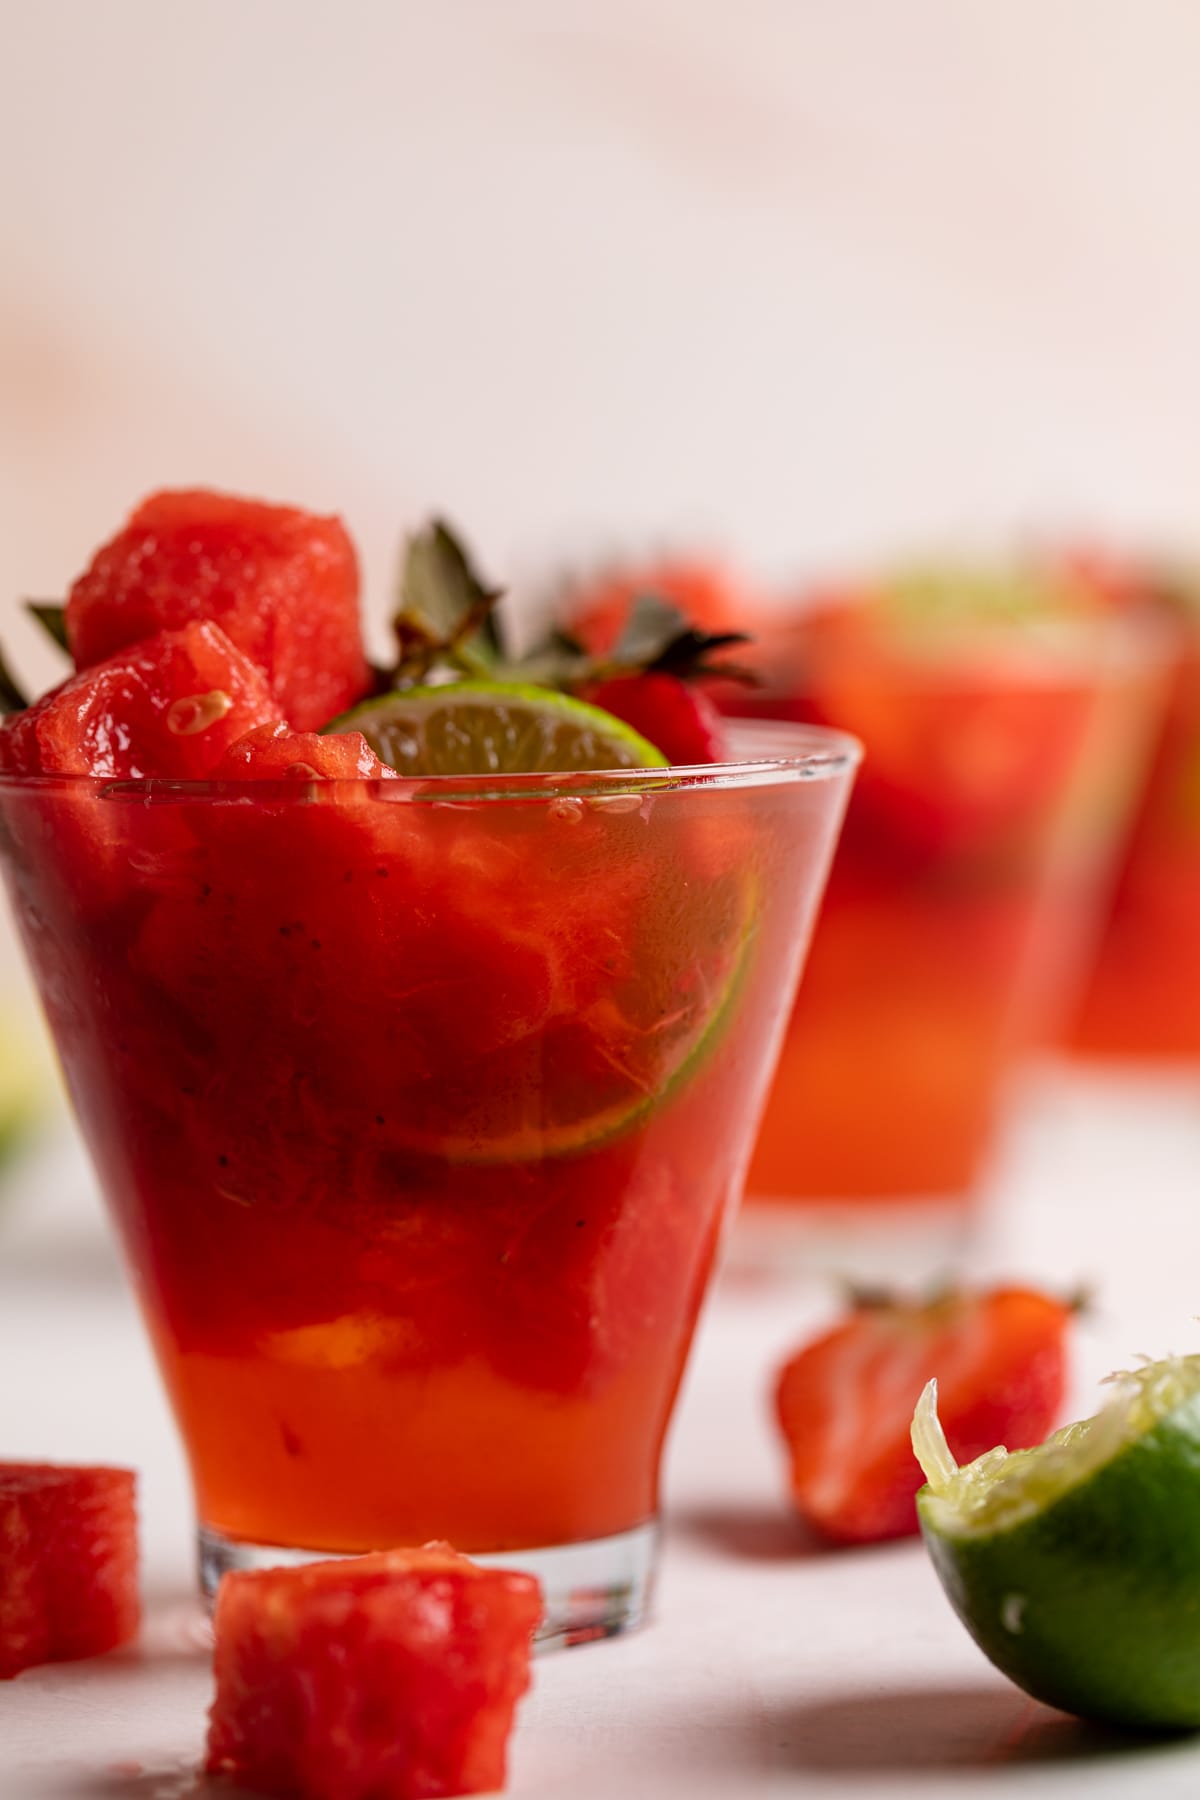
[{"xmin": 65, "ymin": 488, "xmax": 372, "ymax": 732}]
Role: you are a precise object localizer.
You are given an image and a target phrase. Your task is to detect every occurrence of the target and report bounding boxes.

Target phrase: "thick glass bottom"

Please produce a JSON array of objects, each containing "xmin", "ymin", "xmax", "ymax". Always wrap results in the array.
[{"xmin": 198, "ymin": 1519, "xmax": 657, "ymax": 1652}]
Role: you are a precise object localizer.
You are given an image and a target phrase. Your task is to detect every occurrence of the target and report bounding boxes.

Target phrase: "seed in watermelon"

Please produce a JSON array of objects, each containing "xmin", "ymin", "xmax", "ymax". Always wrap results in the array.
[
  {"xmin": 0, "ymin": 621, "xmax": 277, "ymax": 780},
  {"xmin": 65, "ymin": 489, "xmax": 372, "ymax": 731},
  {"xmin": 0, "ymin": 1462, "xmax": 139, "ymax": 1678},
  {"xmin": 205, "ymin": 1545, "xmax": 541, "ymax": 1800}
]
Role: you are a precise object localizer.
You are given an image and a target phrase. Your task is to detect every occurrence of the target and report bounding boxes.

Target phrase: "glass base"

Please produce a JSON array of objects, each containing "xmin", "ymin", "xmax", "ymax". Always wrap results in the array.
[{"xmin": 198, "ymin": 1519, "xmax": 657, "ymax": 1652}]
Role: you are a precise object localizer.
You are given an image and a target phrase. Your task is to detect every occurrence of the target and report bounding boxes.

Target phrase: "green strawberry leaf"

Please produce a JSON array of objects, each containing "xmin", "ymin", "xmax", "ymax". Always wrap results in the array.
[
  {"xmin": 0, "ymin": 647, "xmax": 29, "ymax": 715},
  {"xmin": 596, "ymin": 593, "xmax": 758, "ymax": 685},
  {"xmin": 394, "ymin": 520, "xmax": 507, "ymax": 681},
  {"xmin": 24, "ymin": 602, "xmax": 69, "ymax": 655}
]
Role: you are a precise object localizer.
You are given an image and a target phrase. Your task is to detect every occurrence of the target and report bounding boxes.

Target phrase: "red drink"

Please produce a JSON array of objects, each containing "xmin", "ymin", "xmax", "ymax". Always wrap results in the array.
[
  {"xmin": 719, "ymin": 593, "xmax": 1163, "ymax": 1226},
  {"xmin": 0, "ymin": 730, "xmax": 854, "ymax": 1641},
  {"xmin": 1070, "ymin": 611, "xmax": 1200, "ymax": 1058}
]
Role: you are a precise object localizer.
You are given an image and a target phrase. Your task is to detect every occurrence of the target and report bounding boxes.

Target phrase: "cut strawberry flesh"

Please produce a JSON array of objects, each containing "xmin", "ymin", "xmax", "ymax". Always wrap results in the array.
[
  {"xmin": 0, "ymin": 1463, "xmax": 139, "ymax": 1678},
  {"xmin": 775, "ymin": 1288, "xmax": 1071, "ymax": 1544},
  {"xmin": 205, "ymin": 1545, "xmax": 541, "ymax": 1800},
  {"xmin": 66, "ymin": 489, "xmax": 372, "ymax": 731}
]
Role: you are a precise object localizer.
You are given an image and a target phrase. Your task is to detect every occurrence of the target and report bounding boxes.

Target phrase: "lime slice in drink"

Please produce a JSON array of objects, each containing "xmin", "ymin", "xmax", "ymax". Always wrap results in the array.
[
  {"xmin": 326, "ymin": 680, "xmax": 752, "ymax": 1163},
  {"xmin": 326, "ymin": 681, "xmax": 669, "ymax": 776},
  {"xmin": 912, "ymin": 1358, "xmax": 1200, "ymax": 1729}
]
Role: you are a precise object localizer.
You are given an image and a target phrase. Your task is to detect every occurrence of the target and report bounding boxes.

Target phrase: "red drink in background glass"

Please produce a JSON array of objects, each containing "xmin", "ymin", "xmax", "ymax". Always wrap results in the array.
[
  {"xmin": 713, "ymin": 588, "xmax": 1165, "ymax": 1256},
  {"xmin": 0, "ymin": 725, "xmax": 855, "ymax": 1645},
  {"xmin": 1069, "ymin": 593, "xmax": 1200, "ymax": 1059}
]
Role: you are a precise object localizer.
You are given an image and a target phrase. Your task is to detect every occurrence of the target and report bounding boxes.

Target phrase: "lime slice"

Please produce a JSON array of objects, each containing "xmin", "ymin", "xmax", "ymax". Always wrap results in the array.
[
  {"xmin": 329, "ymin": 680, "xmax": 753, "ymax": 1163},
  {"xmin": 912, "ymin": 1359, "xmax": 1200, "ymax": 1729},
  {"xmin": 325, "ymin": 681, "xmax": 668, "ymax": 776},
  {"xmin": 397, "ymin": 889, "xmax": 756, "ymax": 1165}
]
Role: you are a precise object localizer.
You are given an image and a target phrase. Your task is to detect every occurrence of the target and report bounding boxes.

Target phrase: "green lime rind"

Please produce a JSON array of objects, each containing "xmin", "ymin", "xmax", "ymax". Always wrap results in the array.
[
  {"xmin": 917, "ymin": 1358, "xmax": 1200, "ymax": 1730},
  {"xmin": 324, "ymin": 679, "xmax": 747, "ymax": 1164},
  {"xmin": 385, "ymin": 868, "xmax": 759, "ymax": 1168},
  {"xmin": 324, "ymin": 680, "xmax": 669, "ymax": 777},
  {"xmin": 433, "ymin": 901, "xmax": 758, "ymax": 1168}
]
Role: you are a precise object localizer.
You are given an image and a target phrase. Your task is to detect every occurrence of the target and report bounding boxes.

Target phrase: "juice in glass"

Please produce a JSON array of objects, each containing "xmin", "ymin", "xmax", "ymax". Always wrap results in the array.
[
  {"xmin": 1069, "ymin": 584, "xmax": 1200, "ymax": 1058},
  {"xmin": 0, "ymin": 725, "xmax": 855, "ymax": 1642},
  {"xmin": 715, "ymin": 580, "xmax": 1164, "ymax": 1251}
]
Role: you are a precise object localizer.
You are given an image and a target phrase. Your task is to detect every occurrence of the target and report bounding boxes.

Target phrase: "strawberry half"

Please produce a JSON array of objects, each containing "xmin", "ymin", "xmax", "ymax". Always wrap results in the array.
[
  {"xmin": 774, "ymin": 1285, "xmax": 1074, "ymax": 1546},
  {"xmin": 583, "ymin": 673, "xmax": 729, "ymax": 766}
]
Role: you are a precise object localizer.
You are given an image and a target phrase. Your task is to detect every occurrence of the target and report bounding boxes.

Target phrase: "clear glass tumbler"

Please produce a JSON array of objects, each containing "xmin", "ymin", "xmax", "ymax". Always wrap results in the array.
[
  {"xmin": 0, "ymin": 723, "xmax": 857, "ymax": 1646},
  {"xmin": 723, "ymin": 606, "xmax": 1166, "ymax": 1275}
]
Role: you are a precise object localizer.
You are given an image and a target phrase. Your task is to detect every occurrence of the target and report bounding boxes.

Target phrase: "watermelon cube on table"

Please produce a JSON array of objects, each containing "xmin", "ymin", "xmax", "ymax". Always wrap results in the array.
[
  {"xmin": 65, "ymin": 489, "xmax": 372, "ymax": 731},
  {"xmin": 0, "ymin": 1463, "xmax": 139, "ymax": 1679},
  {"xmin": 206, "ymin": 1546, "xmax": 541, "ymax": 1800},
  {"xmin": 0, "ymin": 621, "xmax": 277, "ymax": 780}
]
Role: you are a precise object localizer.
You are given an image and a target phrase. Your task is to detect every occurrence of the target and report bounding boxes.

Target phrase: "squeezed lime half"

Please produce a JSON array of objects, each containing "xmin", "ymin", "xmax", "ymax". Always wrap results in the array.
[
  {"xmin": 913, "ymin": 1357, "xmax": 1200, "ymax": 1729},
  {"xmin": 326, "ymin": 681, "xmax": 669, "ymax": 776}
]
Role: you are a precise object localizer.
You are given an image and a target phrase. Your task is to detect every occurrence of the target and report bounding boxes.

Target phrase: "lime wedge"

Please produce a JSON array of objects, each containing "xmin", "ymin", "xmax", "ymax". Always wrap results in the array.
[
  {"xmin": 913, "ymin": 1359, "xmax": 1200, "ymax": 1729},
  {"xmin": 327, "ymin": 679, "xmax": 751, "ymax": 1163},
  {"xmin": 326, "ymin": 681, "xmax": 668, "ymax": 776}
]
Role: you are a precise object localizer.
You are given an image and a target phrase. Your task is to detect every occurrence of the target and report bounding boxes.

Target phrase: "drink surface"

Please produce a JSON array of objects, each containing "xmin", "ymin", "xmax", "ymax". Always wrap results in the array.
[{"xmin": 0, "ymin": 762, "xmax": 847, "ymax": 1552}]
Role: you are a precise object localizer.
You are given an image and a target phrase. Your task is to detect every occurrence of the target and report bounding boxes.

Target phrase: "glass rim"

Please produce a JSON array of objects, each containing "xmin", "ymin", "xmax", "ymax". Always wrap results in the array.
[
  {"xmin": 754, "ymin": 605, "xmax": 1178, "ymax": 691},
  {"xmin": 0, "ymin": 718, "xmax": 861, "ymax": 804}
]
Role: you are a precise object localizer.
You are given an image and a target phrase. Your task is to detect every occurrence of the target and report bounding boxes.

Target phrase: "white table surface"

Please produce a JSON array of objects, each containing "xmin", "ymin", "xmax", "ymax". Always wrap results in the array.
[{"xmin": 3, "ymin": 1067, "xmax": 1200, "ymax": 1800}]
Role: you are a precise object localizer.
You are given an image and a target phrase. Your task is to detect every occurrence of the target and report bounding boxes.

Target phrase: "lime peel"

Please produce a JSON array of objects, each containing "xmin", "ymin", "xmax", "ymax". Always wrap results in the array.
[
  {"xmin": 326, "ymin": 680, "xmax": 670, "ymax": 778},
  {"xmin": 915, "ymin": 1349, "xmax": 1200, "ymax": 1728},
  {"xmin": 910, "ymin": 1379, "xmax": 959, "ymax": 1493},
  {"xmin": 916, "ymin": 1355, "xmax": 1200, "ymax": 1541}
]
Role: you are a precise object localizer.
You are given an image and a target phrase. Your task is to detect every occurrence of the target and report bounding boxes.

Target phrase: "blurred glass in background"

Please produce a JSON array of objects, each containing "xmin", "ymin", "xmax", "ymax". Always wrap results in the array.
[
  {"xmin": 1068, "ymin": 575, "xmax": 1200, "ymax": 1060},
  {"xmin": 563, "ymin": 557, "xmax": 1171, "ymax": 1272}
]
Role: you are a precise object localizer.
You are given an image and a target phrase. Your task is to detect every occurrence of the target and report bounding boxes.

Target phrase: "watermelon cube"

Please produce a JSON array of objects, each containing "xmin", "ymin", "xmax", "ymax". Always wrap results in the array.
[
  {"xmin": 205, "ymin": 1545, "xmax": 541, "ymax": 1800},
  {"xmin": 0, "ymin": 1463, "xmax": 139, "ymax": 1678},
  {"xmin": 0, "ymin": 621, "xmax": 277, "ymax": 780},
  {"xmin": 66, "ymin": 489, "xmax": 372, "ymax": 731},
  {"xmin": 212, "ymin": 721, "xmax": 398, "ymax": 781}
]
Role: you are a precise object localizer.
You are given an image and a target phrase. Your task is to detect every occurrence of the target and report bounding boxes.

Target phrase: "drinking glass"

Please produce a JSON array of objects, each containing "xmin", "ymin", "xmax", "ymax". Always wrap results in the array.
[
  {"xmin": 0, "ymin": 723, "xmax": 856, "ymax": 1646},
  {"xmin": 1069, "ymin": 592, "xmax": 1200, "ymax": 1058},
  {"xmin": 721, "ymin": 603, "xmax": 1165, "ymax": 1273}
]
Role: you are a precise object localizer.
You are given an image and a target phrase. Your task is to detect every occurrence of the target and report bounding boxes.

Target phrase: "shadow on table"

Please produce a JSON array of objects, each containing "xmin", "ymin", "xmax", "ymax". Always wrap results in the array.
[
  {"xmin": 50, "ymin": 1770, "xmax": 258, "ymax": 1800},
  {"xmin": 772, "ymin": 1683, "xmax": 1193, "ymax": 1775},
  {"xmin": 669, "ymin": 1500, "xmax": 854, "ymax": 1562}
]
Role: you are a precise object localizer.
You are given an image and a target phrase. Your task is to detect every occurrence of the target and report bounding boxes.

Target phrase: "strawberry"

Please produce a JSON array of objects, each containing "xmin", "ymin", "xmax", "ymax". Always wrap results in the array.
[
  {"xmin": 774, "ymin": 1285, "xmax": 1074, "ymax": 1545},
  {"xmin": 565, "ymin": 560, "xmax": 767, "ymax": 657},
  {"xmin": 584, "ymin": 672, "xmax": 729, "ymax": 765}
]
